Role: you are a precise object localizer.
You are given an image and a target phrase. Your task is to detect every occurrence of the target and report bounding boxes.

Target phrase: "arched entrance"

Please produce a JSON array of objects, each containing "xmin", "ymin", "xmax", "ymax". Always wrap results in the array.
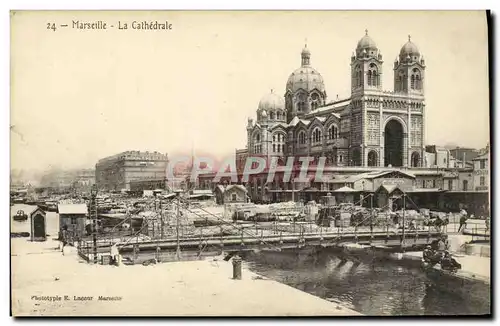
[
  {"xmin": 351, "ymin": 148, "xmax": 361, "ymax": 166},
  {"xmin": 384, "ymin": 119, "xmax": 404, "ymax": 167},
  {"xmin": 367, "ymin": 151, "xmax": 378, "ymax": 167},
  {"xmin": 411, "ymin": 152, "xmax": 420, "ymax": 167}
]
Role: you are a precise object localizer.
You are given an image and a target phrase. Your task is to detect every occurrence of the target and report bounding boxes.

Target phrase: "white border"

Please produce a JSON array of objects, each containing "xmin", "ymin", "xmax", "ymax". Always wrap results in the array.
[{"xmin": 3, "ymin": 1, "xmax": 498, "ymax": 325}]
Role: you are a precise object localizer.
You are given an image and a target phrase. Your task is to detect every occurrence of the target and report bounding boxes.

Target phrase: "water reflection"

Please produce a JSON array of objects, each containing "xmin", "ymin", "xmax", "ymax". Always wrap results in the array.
[{"xmin": 242, "ymin": 249, "xmax": 489, "ymax": 316}]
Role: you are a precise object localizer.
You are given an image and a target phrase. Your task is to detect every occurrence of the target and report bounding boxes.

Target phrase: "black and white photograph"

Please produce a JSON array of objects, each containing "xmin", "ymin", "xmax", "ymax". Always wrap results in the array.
[{"xmin": 9, "ymin": 10, "xmax": 491, "ymax": 317}]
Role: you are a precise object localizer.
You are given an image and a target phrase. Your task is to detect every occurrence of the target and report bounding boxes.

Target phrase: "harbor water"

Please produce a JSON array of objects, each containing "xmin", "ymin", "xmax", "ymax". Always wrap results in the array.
[{"xmin": 241, "ymin": 249, "xmax": 490, "ymax": 316}]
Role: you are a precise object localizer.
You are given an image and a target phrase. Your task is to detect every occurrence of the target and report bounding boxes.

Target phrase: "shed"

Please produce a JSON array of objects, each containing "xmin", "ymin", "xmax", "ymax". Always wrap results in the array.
[
  {"xmin": 214, "ymin": 185, "xmax": 248, "ymax": 205},
  {"xmin": 30, "ymin": 207, "xmax": 46, "ymax": 242},
  {"xmin": 58, "ymin": 204, "xmax": 88, "ymax": 239},
  {"xmin": 334, "ymin": 186, "xmax": 357, "ymax": 204}
]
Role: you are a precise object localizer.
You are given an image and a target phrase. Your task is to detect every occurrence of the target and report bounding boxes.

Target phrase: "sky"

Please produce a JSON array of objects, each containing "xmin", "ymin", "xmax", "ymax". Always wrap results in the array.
[{"xmin": 10, "ymin": 10, "xmax": 490, "ymax": 172}]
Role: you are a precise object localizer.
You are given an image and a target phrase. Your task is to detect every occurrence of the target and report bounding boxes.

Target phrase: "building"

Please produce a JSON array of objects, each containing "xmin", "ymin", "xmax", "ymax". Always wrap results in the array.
[
  {"xmin": 449, "ymin": 147, "xmax": 480, "ymax": 164},
  {"xmin": 38, "ymin": 168, "xmax": 95, "ymax": 193},
  {"xmin": 244, "ymin": 31, "xmax": 426, "ymax": 168},
  {"xmin": 58, "ymin": 204, "xmax": 88, "ymax": 239},
  {"xmin": 129, "ymin": 178, "xmax": 167, "ymax": 193},
  {"xmin": 424, "ymin": 145, "xmax": 453, "ymax": 168},
  {"xmin": 472, "ymin": 152, "xmax": 489, "ymax": 191},
  {"xmin": 95, "ymin": 151, "xmax": 168, "ymax": 191},
  {"xmin": 214, "ymin": 184, "xmax": 248, "ymax": 205}
]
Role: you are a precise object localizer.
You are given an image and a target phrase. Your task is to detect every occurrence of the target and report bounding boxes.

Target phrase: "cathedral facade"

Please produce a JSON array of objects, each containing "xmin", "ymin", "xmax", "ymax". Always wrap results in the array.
[{"xmin": 245, "ymin": 31, "xmax": 426, "ymax": 168}]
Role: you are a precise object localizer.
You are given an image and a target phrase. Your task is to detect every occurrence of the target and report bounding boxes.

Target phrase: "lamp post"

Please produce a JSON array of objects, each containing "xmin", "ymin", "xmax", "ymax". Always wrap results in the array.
[{"xmin": 90, "ymin": 184, "xmax": 98, "ymax": 264}]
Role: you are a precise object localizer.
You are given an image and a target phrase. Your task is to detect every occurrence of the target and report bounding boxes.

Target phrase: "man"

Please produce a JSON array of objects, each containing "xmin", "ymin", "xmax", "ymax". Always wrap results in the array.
[
  {"xmin": 458, "ymin": 214, "xmax": 468, "ymax": 233},
  {"xmin": 423, "ymin": 245, "xmax": 433, "ymax": 263}
]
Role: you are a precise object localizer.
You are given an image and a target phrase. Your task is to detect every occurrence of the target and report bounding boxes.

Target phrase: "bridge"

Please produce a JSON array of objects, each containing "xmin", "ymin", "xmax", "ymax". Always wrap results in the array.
[{"xmin": 77, "ymin": 226, "xmax": 444, "ymax": 264}]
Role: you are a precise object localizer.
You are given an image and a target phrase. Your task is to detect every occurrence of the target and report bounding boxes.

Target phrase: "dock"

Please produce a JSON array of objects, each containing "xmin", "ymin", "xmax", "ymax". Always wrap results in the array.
[{"xmin": 11, "ymin": 237, "xmax": 362, "ymax": 316}]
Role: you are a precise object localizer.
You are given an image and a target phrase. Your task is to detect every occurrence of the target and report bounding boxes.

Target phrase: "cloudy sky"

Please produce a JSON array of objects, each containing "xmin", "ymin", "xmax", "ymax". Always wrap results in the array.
[{"xmin": 10, "ymin": 10, "xmax": 489, "ymax": 171}]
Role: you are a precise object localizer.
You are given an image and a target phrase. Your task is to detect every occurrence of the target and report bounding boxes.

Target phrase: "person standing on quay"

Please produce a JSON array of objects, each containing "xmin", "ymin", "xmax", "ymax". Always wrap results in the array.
[{"xmin": 458, "ymin": 214, "xmax": 468, "ymax": 233}]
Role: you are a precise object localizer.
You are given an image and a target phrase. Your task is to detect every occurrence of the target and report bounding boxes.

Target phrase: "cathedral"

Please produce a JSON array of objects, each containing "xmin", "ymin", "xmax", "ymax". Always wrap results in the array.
[{"xmin": 245, "ymin": 31, "xmax": 426, "ymax": 168}]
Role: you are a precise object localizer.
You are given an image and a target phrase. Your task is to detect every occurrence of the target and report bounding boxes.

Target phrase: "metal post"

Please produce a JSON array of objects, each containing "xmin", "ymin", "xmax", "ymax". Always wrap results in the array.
[
  {"xmin": 176, "ymin": 197, "xmax": 181, "ymax": 260},
  {"xmin": 402, "ymin": 194, "xmax": 406, "ymax": 252},
  {"xmin": 370, "ymin": 194, "xmax": 374, "ymax": 235},
  {"xmin": 160, "ymin": 200, "xmax": 164, "ymax": 239},
  {"xmin": 90, "ymin": 185, "xmax": 98, "ymax": 265}
]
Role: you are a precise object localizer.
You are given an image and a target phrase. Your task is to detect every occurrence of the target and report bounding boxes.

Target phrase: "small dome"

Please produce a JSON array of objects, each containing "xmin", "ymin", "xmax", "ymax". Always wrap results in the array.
[
  {"xmin": 399, "ymin": 36, "xmax": 420, "ymax": 61},
  {"xmin": 258, "ymin": 91, "xmax": 285, "ymax": 112},
  {"xmin": 286, "ymin": 67, "xmax": 325, "ymax": 93},
  {"xmin": 356, "ymin": 30, "xmax": 378, "ymax": 55}
]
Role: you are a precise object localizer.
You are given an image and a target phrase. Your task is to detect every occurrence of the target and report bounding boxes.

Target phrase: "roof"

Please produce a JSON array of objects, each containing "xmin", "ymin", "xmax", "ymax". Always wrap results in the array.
[
  {"xmin": 189, "ymin": 194, "xmax": 214, "ymax": 199},
  {"xmin": 334, "ymin": 186, "xmax": 357, "ymax": 192},
  {"xmin": 472, "ymin": 153, "xmax": 489, "ymax": 161},
  {"xmin": 308, "ymin": 100, "xmax": 350, "ymax": 116},
  {"xmin": 327, "ymin": 169, "xmax": 415, "ymax": 184},
  {"xmin": 57, "ymin": 204, "xmax": 88, "ymax": 215},
  {"xmin": 192, "ymin": 189, "xmax": 213, "ymax": 195},
  {"xmin": 407, "ymin": 188, "xmax": 445, "ymax": 193},
  {"xmin": 216, "ymin": 184, "xmax": 248, "ymax": 194}
]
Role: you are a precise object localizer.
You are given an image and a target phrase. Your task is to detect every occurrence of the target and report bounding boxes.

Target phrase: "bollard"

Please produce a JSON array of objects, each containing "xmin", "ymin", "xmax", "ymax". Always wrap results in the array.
[{"xmin": 232, "ymin": 255, "xmax": 242, "ymax": 280}]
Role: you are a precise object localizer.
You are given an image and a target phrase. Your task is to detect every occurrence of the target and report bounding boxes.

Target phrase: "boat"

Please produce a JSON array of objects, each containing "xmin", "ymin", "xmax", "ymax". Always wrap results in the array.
[{"xmin": 13, "ymin": 210, "xmax": 28, "ymax": 222}]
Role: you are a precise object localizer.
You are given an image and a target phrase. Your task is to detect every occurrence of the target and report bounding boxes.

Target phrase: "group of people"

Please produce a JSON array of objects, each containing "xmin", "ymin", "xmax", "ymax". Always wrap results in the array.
[{"xmin": 422, "ymin": 236, "xmax": 462, "ymax": 272}]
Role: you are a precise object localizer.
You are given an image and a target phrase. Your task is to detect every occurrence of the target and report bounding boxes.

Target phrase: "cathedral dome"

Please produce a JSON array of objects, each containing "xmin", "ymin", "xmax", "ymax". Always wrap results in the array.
[
  {"xmin": 286, "ymin": 66, "xmax": 325, "ymax": 93},
  {"xmin": 258, "ymin": 91, "xmax": 285, "ymax": 111},
  {"xmin": 285, "ymin": 44, "xmax": 326, "ymax": 94},
  {"xmin": 399, "ymin": 37, "xmax": 420, "ymax": 61}
]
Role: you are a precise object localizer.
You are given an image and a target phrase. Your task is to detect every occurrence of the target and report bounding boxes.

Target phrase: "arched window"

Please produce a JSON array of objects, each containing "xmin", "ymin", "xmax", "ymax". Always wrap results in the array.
[
  {"xmin": 368, "ymin": 64, "xmax": 378, "ymax": 87},
  {"xmin": 328, "ymin": 125, "xmax": 338, "ymax": 140},
  {"xmin": 354, "ymin": 65, "xmax": 362, "ymax": 87},
  {"xmin": 416, "ymin": 75, "xmax": 421, "ymax": 90},
  {"xmin": 254, "ymin": 134, "xmax": 260, "ymax": 142},
  {"xmin": 311, "ymin": 128, "xmax": 322, "ymax": 144},
  {"xmin": 411, "ymin": 68, "xmax": 421, "ymax": 90},
  {"xmin": 272, "ymin": 132, "xmax": 286, "ymax": 154},
  {"xmin": 368, "ymin": 151, "xmax": 378, "ymax": 167},
  {"xmin": 276, "ymin": 111, "xmax": 281, "ymax": 120},
  {"xmin": 298, "ymin": 131, "xmax": 306, "ymax": 145},
  {"xmin": 411, "ymin": 152, "xmax": 420, "ymax": 167},
  {"xmin": 397, "ymin": 70, "xmax": 405, "ymax": 91}
]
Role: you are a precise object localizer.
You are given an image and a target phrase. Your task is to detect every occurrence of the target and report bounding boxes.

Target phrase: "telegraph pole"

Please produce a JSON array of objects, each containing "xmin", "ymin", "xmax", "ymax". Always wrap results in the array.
[
  {"xmin": 176, "ymin": 195, "xmax": 181, "ymax": 260},
  {"xmin": 90, "ymin": 184, "xmax": 98, "ymax": 264},
  {"xmin": 401, "ymin": 193, "xmax": 406, "ymax": 252}
]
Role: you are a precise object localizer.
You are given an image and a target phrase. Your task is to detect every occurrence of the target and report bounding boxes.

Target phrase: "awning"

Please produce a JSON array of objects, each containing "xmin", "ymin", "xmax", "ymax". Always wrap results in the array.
[
  {"xmin": 407, "ymin": 188, "xmax": 446, "ymax": 193},
  {"xmin": 334, "ymin": 186, "xmax": 357, "ymax": 193},
  {"xmin": 189, "ymin": 194, "xmax": 214, "ymax": 199}
]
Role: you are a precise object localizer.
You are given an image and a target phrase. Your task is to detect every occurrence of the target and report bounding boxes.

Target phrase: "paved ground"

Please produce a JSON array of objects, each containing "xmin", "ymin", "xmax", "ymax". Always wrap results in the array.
[{"xmin": 11, "ymin": 204, "xmax": 361, "ymax": 316}]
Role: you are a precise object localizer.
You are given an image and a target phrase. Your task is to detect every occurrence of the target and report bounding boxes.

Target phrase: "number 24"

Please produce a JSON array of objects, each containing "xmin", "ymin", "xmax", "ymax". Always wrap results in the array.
[{"xmin": 47, "ymin": 23, "xmax": 56, "ymax": 31}]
